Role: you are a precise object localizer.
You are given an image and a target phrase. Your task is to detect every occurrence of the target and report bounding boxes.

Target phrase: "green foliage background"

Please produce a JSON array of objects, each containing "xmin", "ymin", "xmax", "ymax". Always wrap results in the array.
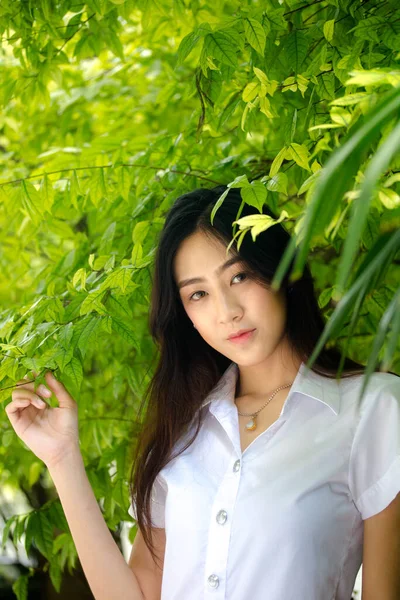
[{"xmin": 0, "ymin": 0, "xmax": 399, "ymax": 597}]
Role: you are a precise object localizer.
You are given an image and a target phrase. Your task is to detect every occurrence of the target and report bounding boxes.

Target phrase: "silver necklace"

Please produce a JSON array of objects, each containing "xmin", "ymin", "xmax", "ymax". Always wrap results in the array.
[{"xmin": 236, "ymin": 382, "xmax": 294, "ymax": 431}]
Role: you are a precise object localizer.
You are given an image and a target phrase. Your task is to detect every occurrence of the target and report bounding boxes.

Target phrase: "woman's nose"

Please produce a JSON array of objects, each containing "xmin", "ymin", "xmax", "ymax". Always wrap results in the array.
[{"xmin": 215, "ymin": 293, "xmax": 242, "ymax": 323}]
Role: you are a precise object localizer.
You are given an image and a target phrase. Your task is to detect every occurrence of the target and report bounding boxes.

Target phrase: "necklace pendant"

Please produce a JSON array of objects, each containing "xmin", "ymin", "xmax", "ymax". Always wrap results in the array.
[{"xmin": 245, "ymin": 416, "xmax": 257, "ymax": 431}]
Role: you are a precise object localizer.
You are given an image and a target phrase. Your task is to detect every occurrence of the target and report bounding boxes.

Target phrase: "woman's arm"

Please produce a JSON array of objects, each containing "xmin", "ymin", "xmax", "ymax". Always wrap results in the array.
[
  {"xmin": 49, "ymin": 447, "xmax": 145, "ymax": 600},
  {"xmin": 6, "ymin": 372, "xmax": 144, "ymax": 599}
]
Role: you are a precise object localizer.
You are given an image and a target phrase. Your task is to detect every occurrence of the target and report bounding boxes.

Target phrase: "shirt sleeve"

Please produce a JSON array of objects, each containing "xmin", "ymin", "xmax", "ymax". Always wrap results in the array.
[
  {"xmin": 348, "ymin": 377, "xmax": 400, "ymax": 520},
  {"xmin": 128, "ymin": 473, "xmax": 167, "ymax": 528}
]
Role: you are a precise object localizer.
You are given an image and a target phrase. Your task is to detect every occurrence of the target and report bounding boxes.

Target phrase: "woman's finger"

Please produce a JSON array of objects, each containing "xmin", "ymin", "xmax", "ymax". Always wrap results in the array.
[
  {"xmin": 5, "ymin": 398, "xmax": 46, "ymax": 415},
  {"xmin": 13, "ymin": 381, "xmax": 52, "ymax": 398},
  {"xmin": 44, "ymin": 372, "xmax": 76, "ymax": 409},
  {"xmin": 12, "ymin": 392, "xmax": 47, "ymax": 405}
]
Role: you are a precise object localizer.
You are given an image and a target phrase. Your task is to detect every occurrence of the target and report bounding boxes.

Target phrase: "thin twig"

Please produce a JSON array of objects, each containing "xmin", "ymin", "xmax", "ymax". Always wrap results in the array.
[{"xmin": 0, "ymin": 163, "xmax": 222, "ymax": 188}]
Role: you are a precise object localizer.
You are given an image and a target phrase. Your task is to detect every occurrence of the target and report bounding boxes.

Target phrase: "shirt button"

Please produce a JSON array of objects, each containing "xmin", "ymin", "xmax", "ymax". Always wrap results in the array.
[
  {"xmin": 216, "ymin": 509, "xmax": 227, "ymax": 525},
  {"xmin": 233, "ymin": 459, "xmax": 241, "ymax": 472},
  {"xmin": 208, "ymin": 574, "xmax": 220, "ymax": 588}
]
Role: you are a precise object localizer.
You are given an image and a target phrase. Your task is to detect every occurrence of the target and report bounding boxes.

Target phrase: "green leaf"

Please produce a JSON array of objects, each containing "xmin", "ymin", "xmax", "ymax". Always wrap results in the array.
[
  {"xmin": 176, "ymin": 30, "xmax": 202, "ymax": 66},
  {"xmin": 131, "ymin": 242, "xmax": 143, "ymax": 267},
  {"xmin": 132, "ymin": 221, "xmax": 150, "ymax": 244},
  {"xmin": 330, "ymin": 92, "xmax": 370, "ymax": 106},
  {"xmin": 379, "ymin": 188, "xmax": 400, "ymax": 209},
  {"xmin": 80, "ymin": 289, "xmax": 107, "ymax": 316},
  {"xmin": 40, "ymin": 174, "xmax": 55, "ymax": 212},
  {"xmin": 272, "ymin": 83, "xmax": 400, "ymax": 293},
  {"xmin": 89, "ymin": 168, "xmax": 107, "ymax": 207},
  {"xmin": 2, "ymin": 515, "xmax": 16, "ymax": 551},
  {"xmin": 64, "ymin": 357, "xmax": 83, "ymax": 389},
  {"xmin": 285, "ymin": 30, "xmax": 308, "ymax": 74},
  {"xmin": 323, "ymin": 20, "xmax": 335, "ymax": 42},
  {"xmin": 12, "ymin": 574, "xmax": 29, "ymax": 600},
  {"xmin": 346, "ymin": 69, "xmax": 400, "ymax": 87},
  {"xmin": 101, "ymin": 266, "xmax": 135, "ymax": 293},
  {"xmin": 205, "ymin": 32, "xmax": 237, "ymax": 68},
  {"xmin": 241, "ymin": 181, "xmax": 267, "ymax": 212},
  {"xmin": 298, "ymin": 170, "xmax": 321, "ymax": 195},
  {"xmin": 381, "ymin": 288, "xmax": 400, "ymax": 371},
  {"xmin": 49, "ymin": 559, "xmax": 62, "ymax": 593},
  {"xmin": 350, "ymin": 16, "xmax": 386, "ymax": 43},
  {"xmin": 233, "ymin": 210, "xmax": 289, "ymax": 242},
  {"xmin": 381, "ymin": 21, "xmax": 400, "ymax": 50},
  {"xmin": 71, "ymin": 317, "xmax": 102, "ymax": 359},
  {"xmin": 229, "ymin": 174, "xmax": 250, "ymax": 188},
  {"xmin": 243, "ymin": 18, "xmax": 266, "ymax": 55},
  {"xmin": 242, "ymin": 81, "xmax": 260, "ymax": 102},
  {"xmin": 117, "ymin": 166, "xmax": 132, "ymax": 201},
  {"xmin": 306, "ymin": 230, "xmax": 400, "ymax": 403},
  {"xmin": 29, "ymin": 461, "xmax": 43, "ymax": 487},
  {"xmin": 210, "ymin": 187, "xmax": 231, "ymax": 225},
  {"xmin": 266, "ymin": 172, "xmax": 288, "ymax": 194},
  {"xmin": 287, "ymin": 143, "xmax": 311, "ymax": 171},
  {"xmin": 111, "ymin": 317, "xmax": 140, "ymax": 350},
  {"xmin": 360, "ymin": 284, "xmax": 400, "ymax": 397},
  {"xmin": 31, "ymin": 510, "xmax": 54, "ymax": 560},
  {"xmin": 383, "ymin": 173, "xmax": 400, "ymax": 187},
  {"xmin": 241, "ymin": 101, "xmax": 251, "ymax": 131},
  {"xmin": 107, "ymin": 30, "xmax": 124, "ymax": 59},
  {"xmin": 336, "ymin": 119, "xmax": 400, "ymax": 294},
  {"xmin": 69, "ymin": 170, "xmax": 81, "ymax": 207},
  {"xmin": 316, "ymin": 71, "xmax": 335, "ymax": 100},
  {"xmin": 269, "ymin": 146, "xmax": 289, "ymax": 177},
  {"xmin": 218, "ymin": 91, "xmax": 241, "ymax": 128},
  {"xmin": 21, "ymin": 181, "xmax": 44, "ymax": 224}
]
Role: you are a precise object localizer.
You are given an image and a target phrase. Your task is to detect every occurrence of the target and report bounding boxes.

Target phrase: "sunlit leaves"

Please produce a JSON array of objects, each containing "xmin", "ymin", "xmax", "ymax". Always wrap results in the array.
[
  {"xmin": 346, "ymin": 69, "xmax": 400, "ymax": 87},
  {"xmin": 269, "ymin": 143, "xmax": 310, "ymax": 176},
  {"xmin": 230, "ymin": 209, "xmax": 289, "ymax": 246},
  {"xmin": 1, "ymin": 2, "xmax": 400, "ymax": 594},
  {"xmin": 241, "ymin": 180, "xmax": 267, "ymax": 212},
  {"xmin": 176, "ymin": 23, "xmax": 211, "ymax": 66},
  {"xmin": 40, "ymin": 175, "xmax": 55, "ymax": 212},
  {"xmin": 330, "ymin": 92, "xmax": 371, "ymax": 107},
  {"xmin": 242, "ymin": 81, "xmax": 259, "ymax": 102},
  {"xmin": 253, "ymin": 67, "xmax": 278, "ymax": 95},
  {"xmin": 282, "ymin": 74, "xmax": 309, "ymax": 97},
  {"xmin": 21, "ymin": 181, "xmax": 45, "ymax": 225},
  {"xmin": 323, "ymin": 20, "xmax": 335, "ymax": 42},
  {"xmin": 243, "ymin": 18, "xmax": 267, "ymax": 55},
  {"xmin": 266, "ymin": 172, "xmax": 288, "ymax": 195},
  {"xmin": 90, "ymin": 168, "xmax": 108, "ymax": 207},
  {"xmin": 204, "ymin": 31, "xmax": 238, "ymax": 68},
  {"xmin": 12, "ymin": 573, "xmax": 29, "ymax": 600},
  {"xmin": 284, "ymin": 30, "xmax": 308, "ymax": 75},
  {"xmin": 80, "ymin": 288, "xmax": 107, "ymax": 316},
  {"xmin": 286, "ymin": 143, "xmax": 311, "ymax": 172},
  {"xmin": 269, "ymin": 146, "xmax": 288, "ymax": 178}
]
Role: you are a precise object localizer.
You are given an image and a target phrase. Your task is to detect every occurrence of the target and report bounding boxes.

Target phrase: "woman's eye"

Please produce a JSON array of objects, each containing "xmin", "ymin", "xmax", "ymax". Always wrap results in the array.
[
  {"xmin": 189, "ymin": 272, "xmax": 247, "ymax": 302},
  {"xmin": 232, "ymin": 272, "xmax": 247, "ymax": 284}
]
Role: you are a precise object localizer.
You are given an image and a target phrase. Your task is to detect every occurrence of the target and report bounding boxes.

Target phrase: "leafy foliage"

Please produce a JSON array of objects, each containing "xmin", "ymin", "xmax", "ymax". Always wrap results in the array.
[{"xmin": 0, "ymin": 0, "xmax": 400, "ymax": 596}]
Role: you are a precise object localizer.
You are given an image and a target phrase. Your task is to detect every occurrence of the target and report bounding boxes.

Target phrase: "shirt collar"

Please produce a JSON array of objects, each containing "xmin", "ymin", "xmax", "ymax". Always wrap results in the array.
[{"xmin": 200, "ymin": 361, "xmax": 341, "ymax": 417}]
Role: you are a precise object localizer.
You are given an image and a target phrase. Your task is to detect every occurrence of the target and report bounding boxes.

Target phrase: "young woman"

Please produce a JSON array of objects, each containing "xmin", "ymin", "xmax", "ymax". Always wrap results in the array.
[{"xmin": 6, "ymin": 185, "xmax": 400, "ymax": 600}]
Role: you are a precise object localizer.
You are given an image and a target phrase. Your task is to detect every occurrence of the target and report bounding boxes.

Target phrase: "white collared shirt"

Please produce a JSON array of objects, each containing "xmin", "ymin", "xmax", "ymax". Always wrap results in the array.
[{"xmin": 129, "ymin": 361, "xmax": 400, "ymax": 600}]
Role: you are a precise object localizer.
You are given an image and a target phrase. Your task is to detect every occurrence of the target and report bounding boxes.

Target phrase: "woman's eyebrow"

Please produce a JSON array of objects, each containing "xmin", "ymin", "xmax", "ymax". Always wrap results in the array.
[{"xmin": 178, "ymin": 256, "xmax": 243, "ymax": 290}]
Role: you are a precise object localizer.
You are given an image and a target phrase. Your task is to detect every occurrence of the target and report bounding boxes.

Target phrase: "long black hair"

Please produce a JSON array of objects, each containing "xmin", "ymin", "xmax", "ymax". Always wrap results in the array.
[{"xmin": 128, "ymin": 184, "xmax": 373, "ymax": 569}]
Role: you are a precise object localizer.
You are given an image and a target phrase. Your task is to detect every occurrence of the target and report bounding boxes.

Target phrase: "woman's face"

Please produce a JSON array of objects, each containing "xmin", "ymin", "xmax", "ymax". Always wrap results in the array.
[{"xmin": 173, "ymin": 230, "xmax": 288, "ymax": 366}]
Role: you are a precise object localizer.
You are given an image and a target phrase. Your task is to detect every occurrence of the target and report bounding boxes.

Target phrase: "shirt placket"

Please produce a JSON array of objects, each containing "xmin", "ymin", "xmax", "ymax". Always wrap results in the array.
[{"xmin": 204, "ymin": 455, "xmax": 242, "ymax": 598}]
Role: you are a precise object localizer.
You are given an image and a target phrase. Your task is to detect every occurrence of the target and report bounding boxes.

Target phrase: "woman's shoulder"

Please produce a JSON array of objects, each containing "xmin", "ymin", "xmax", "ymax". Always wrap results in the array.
[
  {"xmin": 339, "ymin": 370, "xmax": 400, "ymax": 392},
  {"xmin": 338, "ymin": 369, "xmax": 400, "ymax": 412}
]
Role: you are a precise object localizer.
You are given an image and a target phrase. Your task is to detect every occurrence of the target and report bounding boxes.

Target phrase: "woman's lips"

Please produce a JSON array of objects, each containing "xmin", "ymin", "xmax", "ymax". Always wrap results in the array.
[{"xmin": 228, "ymin": 329, "xmax": 256, "ymax": 344}]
